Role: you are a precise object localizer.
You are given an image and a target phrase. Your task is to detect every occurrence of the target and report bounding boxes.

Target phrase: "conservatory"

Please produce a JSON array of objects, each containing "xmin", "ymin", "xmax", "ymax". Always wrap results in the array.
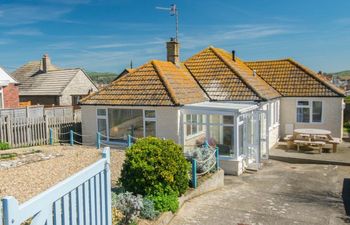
[{"xmin": 181, "ymin": 102, "xmax": 268, "ymax": 175}]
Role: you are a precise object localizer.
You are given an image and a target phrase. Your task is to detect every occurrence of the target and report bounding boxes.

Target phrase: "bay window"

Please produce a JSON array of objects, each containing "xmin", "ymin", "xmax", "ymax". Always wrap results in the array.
[{"xmin": 296, "ymin": 100, "xmax": 322, "ymax": 123}]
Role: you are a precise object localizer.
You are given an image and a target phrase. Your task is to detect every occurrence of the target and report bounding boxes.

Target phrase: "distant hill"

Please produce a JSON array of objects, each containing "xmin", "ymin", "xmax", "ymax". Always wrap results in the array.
[
  {"xmin": 86, "ymin": 71, "xmax": 118, "ymax": 84},
  {"xmin": 326, "ymin": 70, "xmax": 350, "ymax": 80}
]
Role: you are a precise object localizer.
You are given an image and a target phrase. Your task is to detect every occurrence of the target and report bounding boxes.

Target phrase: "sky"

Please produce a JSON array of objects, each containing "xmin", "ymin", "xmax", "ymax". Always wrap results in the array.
[{"xmin": 0, "ymin": 0, "xmax": 349, "ymax": 73}]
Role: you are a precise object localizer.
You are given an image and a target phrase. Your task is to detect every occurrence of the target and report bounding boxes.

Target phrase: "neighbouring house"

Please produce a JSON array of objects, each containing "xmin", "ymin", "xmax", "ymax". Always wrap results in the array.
[
  {"xmin": 0, "ymin": 67, "xmax": 19, "ymax": 108},
  {"xmin": 11, "ymin": 54, "xmax": 98, "ymax": 106},
  {"xmin": 80, "ymin": 39, "xmax": 344, "ymax": 175}
]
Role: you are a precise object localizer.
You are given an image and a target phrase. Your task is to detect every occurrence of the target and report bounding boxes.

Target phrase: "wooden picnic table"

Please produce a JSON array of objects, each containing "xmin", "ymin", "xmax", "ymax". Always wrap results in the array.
[{"xmin": 284, "ymin": 128, "xmax": 341, "ymax": 153}]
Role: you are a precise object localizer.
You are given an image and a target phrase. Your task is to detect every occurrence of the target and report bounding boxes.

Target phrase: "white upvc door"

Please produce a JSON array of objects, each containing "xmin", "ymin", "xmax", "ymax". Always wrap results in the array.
[{"xmin": 259, "ymin": 111, "xmax": 269, "ymax": 160}]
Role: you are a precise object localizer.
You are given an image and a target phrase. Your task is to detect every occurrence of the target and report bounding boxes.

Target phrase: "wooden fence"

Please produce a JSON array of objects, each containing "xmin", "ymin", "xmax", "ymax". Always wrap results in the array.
[
  {"xmin": 0, "ymin": 106, "xmax": 81, "ymax": 120},
  {"xmin": 1, "ymin": 147, "xmax": 112, "ymax": 225},
  {"xmin": 0, "ymin": 115, "xmax": 81, "ymax": 148}
]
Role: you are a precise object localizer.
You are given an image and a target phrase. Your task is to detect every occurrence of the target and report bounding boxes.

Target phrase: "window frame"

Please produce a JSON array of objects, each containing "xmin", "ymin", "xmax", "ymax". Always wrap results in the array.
[
  {"xmin": 296, "ymin": 100, "xmax": 323, "ymax": 124},
  {"xmin": 143, "ymin": 109, "xmax": 157, "ymax": 137}
]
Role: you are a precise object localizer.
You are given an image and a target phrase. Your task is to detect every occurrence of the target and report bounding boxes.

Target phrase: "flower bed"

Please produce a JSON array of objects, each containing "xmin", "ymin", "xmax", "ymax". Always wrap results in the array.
[{"xmin": 112, "ymin": 137, "xmax": 224, "ymax": 225}]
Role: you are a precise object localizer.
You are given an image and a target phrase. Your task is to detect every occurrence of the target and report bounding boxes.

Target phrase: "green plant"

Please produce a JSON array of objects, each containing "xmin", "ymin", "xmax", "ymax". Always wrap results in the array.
[
  {"xmin": 119, "ymin": 137, "xmax": 190, "ymax": 197},
  {"xmin": 0, "ymin": 142, "xmax": 10, "ymax": 150},
  {"xmin": 147, "ymin": 192, "xmax": 179, "ymax": 213},
  {"xmin": 0, "ymin": 153, "xmax": 17, "ymax": 160},
  {"xmin": 112, "ymin": 192, "xmax": 143, "ymax": 225},
  {"xmin": 140, "ymin": 198, "xmax": 159, "ymax": 220}
]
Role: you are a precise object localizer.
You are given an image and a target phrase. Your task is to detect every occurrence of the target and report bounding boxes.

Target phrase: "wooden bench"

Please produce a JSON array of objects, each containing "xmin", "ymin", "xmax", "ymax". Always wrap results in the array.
[
  {"xmin": 328, "ymin": 138, "xmax": 341, "ymax": 153},
  {"xmin": 284, "ymin": 135, "xmax": 294, "ymax": 149},
  {"xmin": 294, "ymin": 140, "xmax": 325, "ymax": 154}
]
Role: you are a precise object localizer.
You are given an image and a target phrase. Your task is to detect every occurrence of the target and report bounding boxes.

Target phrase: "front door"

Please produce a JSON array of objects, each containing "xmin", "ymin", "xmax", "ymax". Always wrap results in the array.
[
  {"xmin": 259, "ymin": 111, "xmax": 268, "ymax": 160},
  {"xmin": 242, "ymin": 113, "xmax": 259, "ymax": 165}
]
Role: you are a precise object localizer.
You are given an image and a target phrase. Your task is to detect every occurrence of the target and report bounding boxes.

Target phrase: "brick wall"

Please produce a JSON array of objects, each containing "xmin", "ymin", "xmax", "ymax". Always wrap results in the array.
[{"xmin": 3, "ymin": 83, "xmax": 19, "ymax": 108}]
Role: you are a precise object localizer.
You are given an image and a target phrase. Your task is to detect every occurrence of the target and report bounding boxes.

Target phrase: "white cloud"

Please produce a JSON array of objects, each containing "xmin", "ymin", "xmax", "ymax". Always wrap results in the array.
[
  {"xmin": 180, "ymin": 24, "xmax": 293, "ymax": 50},
  {"xmin": 5, "ymin": 28, "xmax": 43, "ymax": 36},
  {"xmin": 0, "ymin": 4, "xmax": 72, "ymax": 26}
]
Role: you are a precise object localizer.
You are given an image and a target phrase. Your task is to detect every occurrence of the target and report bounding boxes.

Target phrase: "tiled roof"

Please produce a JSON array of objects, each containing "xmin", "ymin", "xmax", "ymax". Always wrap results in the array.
[
  {"xmin": 81, "ymin": 60, "xmax": 207, "ymax": 106},
  {"xmin": 184, "ymin": 47, "xmax": 281, "ymax": 101},
  {"xmin": 18, "ymin": 69, "xmax": 82, "ymax": 96},
  {"xmin": 245, "ymin": 59, "xmax": 345, "ymax": 97},
  {"xmin": 11, "ymin": 61, "xmax": 59, "ymax": 85}
]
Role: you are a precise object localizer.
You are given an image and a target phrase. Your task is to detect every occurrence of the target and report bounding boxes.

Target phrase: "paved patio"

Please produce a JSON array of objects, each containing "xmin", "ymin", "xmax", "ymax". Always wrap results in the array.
[
  {"xmin": 170, "ymin": 160, "xmax": 350, "ymax": 225},
  {"xmin": 269, "ymin": 140, "xmax": 350, "ymax": 166}
]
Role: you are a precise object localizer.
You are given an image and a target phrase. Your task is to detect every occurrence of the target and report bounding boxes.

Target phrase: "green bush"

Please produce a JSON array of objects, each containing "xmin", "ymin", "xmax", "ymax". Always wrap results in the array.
[
  {"xmin": 0, "ymin": 142, "xmax": 10, "ymax": 150},
  {"xmin": 112, "ymin": 192, "xmax": 143, "ymax": 225},
  {"xmin": 147, "ymin": 192, "xmax": 179, "ymax": 213},
  {"xmin": 140, "ymin": 198, "xmax": 159, "ymax": 220},
  {"xmin": 119, "ymin": 137, "xmax": 190, "ymax": 197}
]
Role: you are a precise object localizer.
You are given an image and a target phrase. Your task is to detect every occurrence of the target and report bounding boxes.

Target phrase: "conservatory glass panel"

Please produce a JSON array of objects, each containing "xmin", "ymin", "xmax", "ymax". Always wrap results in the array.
[{"xmin": 208, "ymin": 125, "xmax": 234, "ymax": 156}]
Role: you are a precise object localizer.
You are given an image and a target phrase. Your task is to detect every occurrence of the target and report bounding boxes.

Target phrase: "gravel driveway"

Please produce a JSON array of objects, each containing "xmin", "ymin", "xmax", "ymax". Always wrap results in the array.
[
  {"xmin": 170, "ymin": 160, "xmax": 350, "ymax": 225},
  {"xmin": 0, "ymin": 145, "xmax": 125, "ymax": 203}
]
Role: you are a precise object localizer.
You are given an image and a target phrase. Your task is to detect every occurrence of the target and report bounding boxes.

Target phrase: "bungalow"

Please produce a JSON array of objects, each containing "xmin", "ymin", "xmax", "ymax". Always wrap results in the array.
[
  {"xmin": 0, "ymin": 67, "xmax": 19, "ymax": 108},
  {"xmin": 80, "ymin": 39, "xmax": 344, "ymax": 175},
  {"xmin": 11, "ymin": 54, "xmax": 98, "ymax": 106}
]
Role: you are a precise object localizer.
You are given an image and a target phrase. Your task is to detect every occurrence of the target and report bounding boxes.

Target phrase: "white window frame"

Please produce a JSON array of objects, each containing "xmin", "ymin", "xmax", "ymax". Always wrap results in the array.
[
  {"xmin": 184, "ymin": 114, "xmax": 206, "ymax": 140},
  {"xmin": 96, "ymin": 108, "xmax": 109, "ymax": 141},
  {"xmin": 143, "ymin": 109, "xmax": 157, "ymax": 137},
  {"xmin": 296, "ymin": 100, "xmax": 323, "ymax": 124}
]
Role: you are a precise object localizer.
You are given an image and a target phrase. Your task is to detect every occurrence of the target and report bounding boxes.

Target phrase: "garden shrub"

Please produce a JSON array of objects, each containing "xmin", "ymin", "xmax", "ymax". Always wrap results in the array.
[
  {"xmin": 140, "ymin": 198, "xmax": 159, "ymax": 220},
  {"xmin": 147, "ymin": 192, "xmax": 179, "ymax": 213},
  {"xmin": 119, "ymin": 137, "xmax": 190, "ymax": 196},
  {"xmin": 112, "ymin": 192, "xmax": 143, "ymax": 225},
  {"xmin": 0, "ymin": 142, "xmax": 10, "ymax": 150}
]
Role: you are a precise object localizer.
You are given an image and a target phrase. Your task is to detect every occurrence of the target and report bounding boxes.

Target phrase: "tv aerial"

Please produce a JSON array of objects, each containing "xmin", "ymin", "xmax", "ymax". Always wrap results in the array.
[{"xmin": 156, "ymin": 4, "xmax": 179, "ymax": 41}]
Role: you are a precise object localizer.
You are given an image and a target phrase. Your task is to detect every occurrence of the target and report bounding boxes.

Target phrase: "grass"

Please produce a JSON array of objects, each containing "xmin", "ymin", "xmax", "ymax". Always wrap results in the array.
[
  {"xmin": 344, "ymin": 122, "xmax": 350, "ymax": 134},
  {"xmin": 0, "ymin": 153, "xmax": 17, "ymax": 160}
]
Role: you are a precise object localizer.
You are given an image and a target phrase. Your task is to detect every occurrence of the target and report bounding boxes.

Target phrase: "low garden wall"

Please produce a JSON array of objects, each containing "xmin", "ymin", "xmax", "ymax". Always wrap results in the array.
[{"xmin": 141, "ymin": 169, "xmax": 225, "ymax": 225}]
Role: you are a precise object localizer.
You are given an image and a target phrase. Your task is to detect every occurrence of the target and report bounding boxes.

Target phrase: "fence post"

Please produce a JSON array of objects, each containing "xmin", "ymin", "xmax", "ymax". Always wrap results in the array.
[
  {"xmin": 191, "ymin": 159, "xmax": 197, "ymax": 189},
  {"xmin": 215, "ymin": 147, "xmax": 220, "ymax": 170},
  {"xmin": 204, "ymin": 139, "xmax": 209, "ymax": 148},
  {"xmin": 102, "ymin": 147, "xmax": 112, "ymax": 225},
  {"xmin": 5, "ymin": 116, "xmax": 12, "ymax": 147},
  {"xmin": 127, "ymin": 135, "xmax": 132, "ymax": 147},
  {"xmin": 44, "ymin": 115, "xmax": 49, "ymax": 144},
  {"xmin": 96, "ymin": 132, "xmax": 101, "ymax": 149},
  {"xmin": 2, "ymin": 196, "xmax": 20, "ymax": 225},
  {"xmin": 70, "ymin": 130, "xmax": 74, "ymax": 146},
  {"xmin": 49, "ymin": 128, "xmax": 53, "ymax": 145}
]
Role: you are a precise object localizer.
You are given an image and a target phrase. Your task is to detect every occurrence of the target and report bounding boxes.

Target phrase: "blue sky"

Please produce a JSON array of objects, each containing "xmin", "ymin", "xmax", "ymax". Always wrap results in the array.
[{"xmin": 0, "ymin": 0, "xmax": 349, "ymax": 73}]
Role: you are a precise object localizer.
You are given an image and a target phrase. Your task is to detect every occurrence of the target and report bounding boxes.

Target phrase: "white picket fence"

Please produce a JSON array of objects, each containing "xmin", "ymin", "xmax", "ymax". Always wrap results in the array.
[
  {"xmin": 0, "ymin": 147, "xmax": 112, "ymax": 225},
  {"xmin": 0, "ymin": 115, "xmax": 81, "ymax": 148}
]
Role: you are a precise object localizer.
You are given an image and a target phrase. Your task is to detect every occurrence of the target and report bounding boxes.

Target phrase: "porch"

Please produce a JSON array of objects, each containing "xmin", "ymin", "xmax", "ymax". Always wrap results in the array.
[{"xmin": 180, "ymin": 101, "xmax": 269, "ymax": 175}]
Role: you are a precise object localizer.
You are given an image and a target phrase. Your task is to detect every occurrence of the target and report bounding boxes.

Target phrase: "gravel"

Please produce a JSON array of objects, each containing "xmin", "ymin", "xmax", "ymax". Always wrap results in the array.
[{"xmin": 0, "ymin": 145, "xmax": 125, "ymax": 203}]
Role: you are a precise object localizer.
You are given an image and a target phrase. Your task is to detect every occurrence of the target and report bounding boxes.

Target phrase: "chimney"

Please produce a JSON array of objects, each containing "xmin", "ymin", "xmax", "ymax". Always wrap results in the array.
[
  {"xmin": 166, "ymin": 38, "xmax": 180, "ymax": 66},
  {"xmin": 40, "ymin": 54, "xmax": 52, "ymax": 73},
  {"xmin": 232, "ymin": 50, "xmax": 235, "ymax": 61},
  {"xmin": 253, "ymin": 70, "xmax": 257, "ymax": 77}
]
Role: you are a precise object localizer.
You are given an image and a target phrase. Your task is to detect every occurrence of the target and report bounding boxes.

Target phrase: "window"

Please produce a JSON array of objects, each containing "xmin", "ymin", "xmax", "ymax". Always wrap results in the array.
[
  {"xmin": 97, "ymin": 109, "xmax": 107, "ymax": 140},
  {"xmin": 108, "ymin": 109, "xmax": 143, "ymax": 141},
  {"xmin": 97, "ymin": 109, "xmax": 106, "ymax": 116},
  {"xmin": 185, "ymin": 114, "xmax": 204, "ymax": 137},
  {"xmin": 296, "ymin": 100, "xmax": 322, "ymax": 123},
  {"xmin": 71, "ymin": 95, "xmax": 86, "ymax": 106},
  {"xmin": 144, "ymin": 110, "xmax": 156, "ymax": 137}
]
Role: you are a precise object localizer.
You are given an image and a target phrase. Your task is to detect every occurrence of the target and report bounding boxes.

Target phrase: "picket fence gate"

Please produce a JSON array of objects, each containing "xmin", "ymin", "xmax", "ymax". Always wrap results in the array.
[
  {"xmin": 0, "ymin": 147, "xmax": 112, "ymax": 225},
  {"xmin": 0, "ymin": 115, "xmax": 81, "ymax": 148}
]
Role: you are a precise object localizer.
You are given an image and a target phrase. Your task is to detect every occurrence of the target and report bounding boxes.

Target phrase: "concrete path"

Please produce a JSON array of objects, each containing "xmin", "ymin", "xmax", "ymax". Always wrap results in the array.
[{"xmin": 170, "ymin": 160, "xmax": 350, "ymax": 225}]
